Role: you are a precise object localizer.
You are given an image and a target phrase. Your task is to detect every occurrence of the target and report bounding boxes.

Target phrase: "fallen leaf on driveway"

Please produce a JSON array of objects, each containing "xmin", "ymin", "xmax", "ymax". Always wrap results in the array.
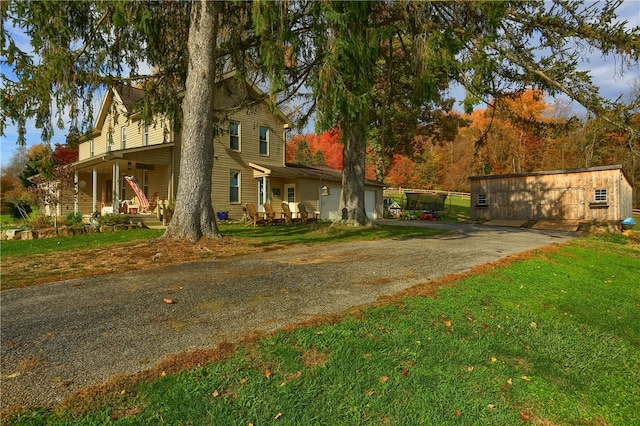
[{"xmin": 163, "ymin": 298, "xmax": 175, "ymax": 304}]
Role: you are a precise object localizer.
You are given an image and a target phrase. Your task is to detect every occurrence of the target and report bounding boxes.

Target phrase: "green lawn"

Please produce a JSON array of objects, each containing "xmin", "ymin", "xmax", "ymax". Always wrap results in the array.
[
  {"xmin": 0, "ymin": 222, "xmax": 445, "ymax": 259},
  {"xmin": 6, "ymin": 235, "xmax": 639, "ymax": 425},
  {"xmin": 0, "ymin": 228, "xmax": 166, "ymax": 258}
]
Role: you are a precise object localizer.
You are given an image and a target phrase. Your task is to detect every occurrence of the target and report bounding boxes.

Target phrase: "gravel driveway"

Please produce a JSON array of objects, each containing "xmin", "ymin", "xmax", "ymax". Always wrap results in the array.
[{"xmin": 1, "ymin": 221, "xmax": 577, "ymax": 411}]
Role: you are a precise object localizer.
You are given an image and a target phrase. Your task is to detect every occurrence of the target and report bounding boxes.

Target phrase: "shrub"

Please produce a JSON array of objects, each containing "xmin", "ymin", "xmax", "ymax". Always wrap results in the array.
[
  {"xmin": 96, "ymin": 213, "xmax": 130, "ymax": 227},
  {"xmin": 25, "ymin": 208, "xmax": 53, "ymax": 230},
  {"xmin": 64, "ymin": 212, "xmax": 84, "ymax": 227}
]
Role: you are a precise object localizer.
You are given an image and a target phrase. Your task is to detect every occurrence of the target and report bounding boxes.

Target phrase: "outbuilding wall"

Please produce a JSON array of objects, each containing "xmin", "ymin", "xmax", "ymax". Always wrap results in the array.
[{"xmin": 469, "ymin": 166, "xmax": 633, "ymax": 222}]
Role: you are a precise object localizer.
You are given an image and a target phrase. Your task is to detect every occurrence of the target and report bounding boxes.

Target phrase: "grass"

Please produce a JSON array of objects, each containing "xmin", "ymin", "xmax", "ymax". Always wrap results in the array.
[
  {"xmin": 0, "ymin": 214, "xmax": 19, "ymax": 230},
  {"xmin": 0, "ymin": 228, "xmax": 166, "ymax": 258},
  {"xmin": 385, "ymin": 192, "xmax": 471, "ymax": 223},
  {"xmin": 5, "ymin": 235, "xmax": 639, "ymax": 425},
  {"xmin": 0, "ymin": 223, "xmax": 442, "ymax": 259}
]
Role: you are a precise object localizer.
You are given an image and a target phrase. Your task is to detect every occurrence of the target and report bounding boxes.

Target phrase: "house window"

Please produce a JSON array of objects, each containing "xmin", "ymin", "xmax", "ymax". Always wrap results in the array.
[
  {"xmin": 259, "ymin": 126, "xmax": 269, "ymax": 155},
  {"xmin": 230, "ymin": 121, "xmax": 240, "ymax": 151},
  {"xmin": 143, "ymin": 124, "xmax": 149, "ymax": 146},
  {"xmin": 594, "ymin": 189, "xmax": 607, "ymax": 203},
  {"xmin": 121, "ymin": 126, "xmax": 127, "ymax": 149},
  {"xmin": 477, "ymin": 193, "xmax": 488, "ymax": 206},
  {"xmin": 229, "ymin": 170, "xmax": 240, "ymax": 203}
]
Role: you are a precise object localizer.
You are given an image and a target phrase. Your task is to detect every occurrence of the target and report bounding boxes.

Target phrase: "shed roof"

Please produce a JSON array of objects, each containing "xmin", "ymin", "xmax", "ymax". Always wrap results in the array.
[{"xmin": 469, "ymin": 165, "xmax": 632, "ymax": 187}]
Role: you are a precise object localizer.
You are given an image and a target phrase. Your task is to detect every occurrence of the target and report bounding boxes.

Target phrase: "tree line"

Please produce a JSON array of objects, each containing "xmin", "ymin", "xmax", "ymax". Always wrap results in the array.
[{"xmin": 288, "ymin": 89, "xmax": 639, "ymax": 196}]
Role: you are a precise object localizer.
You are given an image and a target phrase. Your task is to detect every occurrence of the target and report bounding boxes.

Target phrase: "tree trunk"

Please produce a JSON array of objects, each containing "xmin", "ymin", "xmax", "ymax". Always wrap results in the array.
[
  {"xmin": 336, "ymin": 121, "xmax": 369, "ymax": 226},
  {"xmin": 164, "ymin": 0, "xmax": 221, "ymax": 242}
]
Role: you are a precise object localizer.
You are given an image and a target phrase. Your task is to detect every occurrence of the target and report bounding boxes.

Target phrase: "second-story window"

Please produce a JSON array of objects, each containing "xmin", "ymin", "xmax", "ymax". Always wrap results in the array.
[
  {"xmin": 121, "ymin": 126, "xmax": 127, "ymax": 149},
  {"xmin": 230, "ymin": 121, "xmax": 240, "ymax": 151},
  {"xmin": 259, "ymin": 126, "xmax": 269, "ymax": 155},
  {"xmin": 143, "ymin": 124, "xmax": 149, "ymax": 146}
]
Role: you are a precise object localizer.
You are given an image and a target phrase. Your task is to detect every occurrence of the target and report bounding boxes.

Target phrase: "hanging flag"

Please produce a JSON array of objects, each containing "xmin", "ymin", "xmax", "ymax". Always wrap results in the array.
[{"xmin": 124, "ymin": 175, "xmax": 150, "ymax": 210}]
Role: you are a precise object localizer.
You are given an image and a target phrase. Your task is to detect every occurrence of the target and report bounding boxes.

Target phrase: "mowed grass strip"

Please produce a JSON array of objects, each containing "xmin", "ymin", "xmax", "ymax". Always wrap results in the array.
[{"xmin": 5, "ymin": 235, "xmax": 639, "ymax": 425}]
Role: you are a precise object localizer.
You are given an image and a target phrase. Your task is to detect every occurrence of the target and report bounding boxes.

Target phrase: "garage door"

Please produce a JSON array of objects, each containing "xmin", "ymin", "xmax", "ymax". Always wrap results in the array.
[
  {"xmin": 318, "ymin": 187, "xmax": 378, "ymax": 220},
  {"xmin": 365, "ymin": 190, "xmax": 376, "ymax": 219}
]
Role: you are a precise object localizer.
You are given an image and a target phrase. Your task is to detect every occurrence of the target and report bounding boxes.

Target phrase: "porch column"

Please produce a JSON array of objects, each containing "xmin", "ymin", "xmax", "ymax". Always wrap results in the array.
[
  {"xmin": 262, "ymin": 176, "xmax": 268, "ymax": 204},
  {"xmin": 113, "ymin": 160, "xmax": 120, "ymax": 211},
  {"xmin": 92, "ymin": 167, "xmax": 98, "ymax": 213},
  {"xmin": 74, "ymin": 171, "xmax": 78, "ymax": 214}
]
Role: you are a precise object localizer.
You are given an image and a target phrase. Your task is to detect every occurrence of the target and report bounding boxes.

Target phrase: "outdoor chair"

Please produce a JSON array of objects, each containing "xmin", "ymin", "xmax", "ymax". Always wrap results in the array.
[
  {"xmin": 245, "ymin": 203, "xmax": 267, "ymax": 227},
  {"xmin": 146, "ymin": 192, "xmax": 158, "ymax": 214},
  {"xmin": 297, "ymin": 203, "xmax": 318, "ymax": 222},
  {"xmin": 127, "ymin": 196, "xmax": 141, "ymax": 214},
  {"xmin": 263, "ymin": 202, "xmax": 284, "ymax": 225},
  {"xmin": 281, "ymin": 202, "xmax": 299, "ymax": 224}
]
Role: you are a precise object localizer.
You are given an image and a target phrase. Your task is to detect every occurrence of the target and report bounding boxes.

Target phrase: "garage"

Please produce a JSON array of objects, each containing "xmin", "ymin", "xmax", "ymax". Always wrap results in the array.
[
  {"xmin": 318, "ymin": 186, "xmax": 380, "ymax": 220},
  {"xmin": 469, "ymin": 165, "xmax": 633, "ymax": 226}
]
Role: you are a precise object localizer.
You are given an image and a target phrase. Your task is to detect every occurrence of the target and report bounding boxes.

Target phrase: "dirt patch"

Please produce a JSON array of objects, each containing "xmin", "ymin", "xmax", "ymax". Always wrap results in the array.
[{"xmin": 1, "ymin": 237, "xmax": 264, "ymax": 290}]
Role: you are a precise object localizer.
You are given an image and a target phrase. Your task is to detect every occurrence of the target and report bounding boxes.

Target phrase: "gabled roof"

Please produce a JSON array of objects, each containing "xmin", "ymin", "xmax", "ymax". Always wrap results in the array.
[{"xmin": 83, "ymin": 72, "xmax": 292, "ymax": 142}]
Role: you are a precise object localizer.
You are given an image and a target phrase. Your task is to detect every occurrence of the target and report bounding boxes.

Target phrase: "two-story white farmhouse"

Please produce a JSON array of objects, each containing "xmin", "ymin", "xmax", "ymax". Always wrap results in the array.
[{"xmin": 71, "ymin": 73, "xmax": 384, "ymax": 222}]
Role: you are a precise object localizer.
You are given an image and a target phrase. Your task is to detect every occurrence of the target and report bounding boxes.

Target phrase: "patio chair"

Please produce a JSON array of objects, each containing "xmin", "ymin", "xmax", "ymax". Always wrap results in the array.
[
  {"xmin": 263, "ymin": 202, "xmax": 284, "ymax": 225},
  {"xmin": 146, "ymin": 192, "xmax": 159, "ymax": 214},
  {"xmin": 127, "ymin": 196, "xmax": 141, "ymax": 214},
  {"xmin": 245, "ymin": 203, "xmax": 267, "ymax": 227},
  {"xmin": 281, "ymin": 202, "xmax": 299, "ymax": 224},
  {"xmin": 297, "ymin": 203, "xmax": 318, "ymax": 222}
]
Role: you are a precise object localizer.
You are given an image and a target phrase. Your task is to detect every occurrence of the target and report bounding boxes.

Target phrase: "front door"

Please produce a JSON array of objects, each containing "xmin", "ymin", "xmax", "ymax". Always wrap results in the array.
[{"xmin": 284, "ymin": 184, "xmax": 296, "ymax": 215}]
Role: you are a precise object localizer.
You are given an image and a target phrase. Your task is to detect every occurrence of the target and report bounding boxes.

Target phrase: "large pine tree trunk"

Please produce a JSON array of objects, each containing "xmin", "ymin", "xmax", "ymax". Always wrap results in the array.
[
  {"xmin": 337, "ymin": 121, "xmax": 370, "ymax": 226},
  {"xmin": 164, "ymin": 0, "xmax": 221, "ymax": 241}
]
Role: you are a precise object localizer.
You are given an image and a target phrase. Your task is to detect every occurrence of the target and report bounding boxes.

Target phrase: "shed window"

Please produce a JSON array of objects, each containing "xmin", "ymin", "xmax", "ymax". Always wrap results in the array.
[
  {"xmin": 477, "ymin": 193, "xmax": 488, "ymax": 206},
  {"xmin": 594, "ymin": 189, "xmax": 607, "ymax": 203}
]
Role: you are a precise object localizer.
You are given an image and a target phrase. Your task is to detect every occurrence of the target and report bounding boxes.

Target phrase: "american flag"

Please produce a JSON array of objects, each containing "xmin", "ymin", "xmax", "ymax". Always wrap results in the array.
[{"xmin": 124, "ymin": 175, "xmax": 150, "ymax": 210}]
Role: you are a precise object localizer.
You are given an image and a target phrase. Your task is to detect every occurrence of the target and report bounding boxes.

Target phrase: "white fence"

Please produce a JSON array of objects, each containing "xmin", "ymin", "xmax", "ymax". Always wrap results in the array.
[{"xmin": 384, "ymin": 187, "xmax": 471, "ymax": 200}]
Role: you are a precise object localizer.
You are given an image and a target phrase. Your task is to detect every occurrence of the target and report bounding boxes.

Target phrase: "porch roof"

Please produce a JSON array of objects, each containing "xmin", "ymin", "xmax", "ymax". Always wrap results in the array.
[{"xmin": 72, "ymin": 143, "xmax": 175, "ymax": 172}]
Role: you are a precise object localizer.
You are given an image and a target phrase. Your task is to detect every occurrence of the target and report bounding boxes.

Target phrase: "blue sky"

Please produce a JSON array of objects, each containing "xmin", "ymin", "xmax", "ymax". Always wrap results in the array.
[{"xmin": 1, "ymin": 0, "xmax": 639, "ymax": 168}]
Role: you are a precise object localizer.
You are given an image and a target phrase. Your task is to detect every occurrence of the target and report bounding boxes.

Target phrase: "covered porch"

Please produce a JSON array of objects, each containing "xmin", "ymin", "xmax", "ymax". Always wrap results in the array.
[{"xmin": 71, "ymin": 145, "xmax": 175, "ymax": 218}]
